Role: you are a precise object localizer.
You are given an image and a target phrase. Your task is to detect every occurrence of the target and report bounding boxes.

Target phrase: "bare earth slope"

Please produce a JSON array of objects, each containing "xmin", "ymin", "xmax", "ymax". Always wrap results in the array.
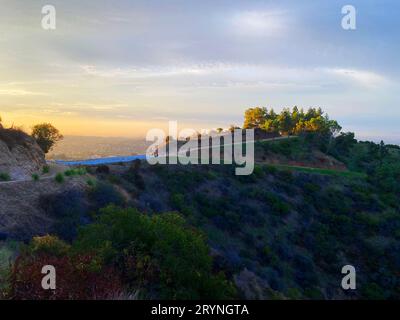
[
  {"xmin": 0, "ymin": 125, "xmax": 88, "ymax": 239},
  {"xmin": 0, "ymin": 176, "xmax": 87, "ymax": 240},
  {"xmin": 0, "ymin": 127, "xmax": 46, "ymax": 180}
]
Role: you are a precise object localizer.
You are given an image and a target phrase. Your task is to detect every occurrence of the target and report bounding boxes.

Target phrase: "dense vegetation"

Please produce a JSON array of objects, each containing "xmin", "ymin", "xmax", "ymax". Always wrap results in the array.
[
  {"xmin": 144, "ymin": 138, "xmax": 400, "ymax": 299},
  {"xmin": 243, "ymin": 106, "xmax": 341, "ymax": 137},
  {"xmin": 1, "ymin": 108, "xmax": 399, "ymax": 300},
  {"xmin": 4, "ymin": 207, "xmax": 234, "ymax": 299}
]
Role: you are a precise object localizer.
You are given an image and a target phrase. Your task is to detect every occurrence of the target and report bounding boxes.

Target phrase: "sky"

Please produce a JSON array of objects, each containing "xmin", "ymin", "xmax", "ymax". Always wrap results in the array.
[{"xmin": 0, "ymin": 0, "xmax": 399, "ymax": 142}]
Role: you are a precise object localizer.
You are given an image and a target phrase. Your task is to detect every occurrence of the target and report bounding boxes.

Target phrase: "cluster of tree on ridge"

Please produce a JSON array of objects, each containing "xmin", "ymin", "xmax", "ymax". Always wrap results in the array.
[{"xmin": 242, "ymin": 106, "xmax": 342, "ymax": 137}]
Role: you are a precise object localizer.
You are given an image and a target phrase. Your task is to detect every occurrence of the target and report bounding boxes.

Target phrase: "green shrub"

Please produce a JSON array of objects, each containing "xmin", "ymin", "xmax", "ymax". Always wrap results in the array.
[
  {"xmin": 265, "ymin": 192, "xmax": 291, "ymax": 215},
  {"xmin": 170, "ymin": 193, "xmax": 195, "ymax": 217},
  {"xmin": 361, "ymin": 282, "xmax": 386, "ymax": 300},
  {"xmin": 74, "ymin": 206, "xmax": 236, "ymax": 299},
  {"xmin": 39, "ymin": 190, "xmax": 88, "ymax": 241},
  {"xmin": 42, "ymin": 165, "xmax": 50, "ymax": 174},
  {"xmin": 107, "ymin": 174, "xmax": 121, "ymax": 185},
  {"xmin": 55, "ymin": 173, "xmax": 64, "ymax": 183},
  {"xmin": 170, "ymin": 193, "xmax": 185, "ymax": 210},
  {"xmin": 253, "ymin": 165, "xmax": 264, "ymax": 178},
  {"xmin": 64, "ymin": 167, "xmax": 87, "ymax": 177},
  {"xmin": 123, "ymin": 164, "xmax": 145, "ymax": 190},
  {"xmin": 86, "ymin": 178, "xmax": 95, "ymax": 187},
  {"xmin": 28, "ymin": 235, "xmax": 70, "ymax": 257},
  {"xmin": 0, "ymin": 172, "xmax": 10, "ymax": 181},
  {"xmin": 32, "ymin": 173, "xmax": 39, "ymax": 181},
  {"xmin": 64, "ymin": 169, "xmax": 74, "ymax": 177},
  {"xmin": 287, "ymin": 287, "xmax": 302, "ymax": 299},
  {"xmin": 304, "ymin": 287, "xmax": 324, "ymax": 299},
  {"xmin": 303, "ymin": 182, "xmax": 320, "ymax": 194},
  {"xmin": 263, "ymin": 164, "xmax": 278, "ymax": 175},
  {"xmin": 88, "ymin": 182, "xmax": 125, "ymax": 210}
]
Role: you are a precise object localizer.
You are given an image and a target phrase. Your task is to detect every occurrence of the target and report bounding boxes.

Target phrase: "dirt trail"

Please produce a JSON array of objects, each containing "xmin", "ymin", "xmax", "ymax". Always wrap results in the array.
[{"xmin": 0, "ymin": 163, "xmax": 67, "ymax": 185}]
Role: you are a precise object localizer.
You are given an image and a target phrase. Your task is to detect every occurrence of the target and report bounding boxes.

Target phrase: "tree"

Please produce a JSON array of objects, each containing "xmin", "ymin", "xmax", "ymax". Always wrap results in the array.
[
  {"xmin": 242, "ymin": 105, "xmax": 343, "ymax": 140},
  {"xmin": 304, "ymin": 116, "xmax": 326, "ymax": 132},
  {"xmin": 243, "ymin": 107, "xmax": 268, "ymax": 129},
  {"xmin": 262, "ymin": 118, "xmax": 280, "ymax": 133},
  {"xmin": 304, "ymin": 107, "xmax": 322, "ymax": 121},
  {"xmin": 326, "ymin": 119, "xmax": 342, "ymax": 136},
  {"xmin": 267, "ymin": 108, "xmax": 277, "ymax": 120},
  {"xmin": 229, "ymin": 125, "xmax": 240, "ymax": 133},
  {"xmin": 31, "ymin": 123, "xmax": 63, "ymax": 153},
  {"xmin": 294, "ymin": 120, "xmax": 306, "ymax": 134},
  {"xmin": 291, "ymin": 106, "xmax": 300, "ymax": 123},
  {"xmin": 216, "ymin": 128, "xmax": 224, "ymax": 133},
  {"xmin": 327, "ymin": 131, "xmax": 356, "ymax": 160},
  {"xmin": 277, "ymin": 109, "xmax": 293, "ymax": 136}
]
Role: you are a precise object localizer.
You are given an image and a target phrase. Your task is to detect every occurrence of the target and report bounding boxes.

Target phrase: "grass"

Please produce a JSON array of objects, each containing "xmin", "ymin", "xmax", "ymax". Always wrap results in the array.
[{"xmin": 266, "ymin": 164, "xmax": 366, "ymax": 178}]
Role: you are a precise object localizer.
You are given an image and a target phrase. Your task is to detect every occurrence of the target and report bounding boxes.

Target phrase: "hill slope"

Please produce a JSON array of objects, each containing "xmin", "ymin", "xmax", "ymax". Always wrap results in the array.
[
  {"xmin": 0, "ymin": 127, "xmax": 45, "ymax": 180},
  {"xmin": 2, "ymin": 135, "xmax": 400, "ymax": 300}
]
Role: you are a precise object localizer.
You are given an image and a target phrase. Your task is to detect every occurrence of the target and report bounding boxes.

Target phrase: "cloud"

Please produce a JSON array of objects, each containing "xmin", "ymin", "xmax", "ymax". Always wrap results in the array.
[
  {"xmin": 324, "ymin": 68, "xmax": 388, "ymax": 88},
  {"xmin": 230, "ymin": 10, "xmax": 288, "ymax": 37},
  {"xmin": 42, "ymin": 108, "xmax": 78, "ymax": 116},
  {"xmin": 80, "ymin": 63, "xmax": 387, "ymax": 91},
  {"xmin": 80, "ymin": 64, "xmax": 227, "ymax": 78},
  {"xmin": 0, "ymin": 89, "xmax": 47, "ymax": 96}
]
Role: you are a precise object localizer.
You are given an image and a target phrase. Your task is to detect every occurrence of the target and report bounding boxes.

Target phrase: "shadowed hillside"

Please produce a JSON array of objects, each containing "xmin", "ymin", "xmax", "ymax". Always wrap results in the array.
[
  {"xmin": 1, "ymin": 108, "xmax": 400, "ymax": 300},
  {"xmin": 2, "ymin": 133, "xmax": 399, "ymax": 300}
]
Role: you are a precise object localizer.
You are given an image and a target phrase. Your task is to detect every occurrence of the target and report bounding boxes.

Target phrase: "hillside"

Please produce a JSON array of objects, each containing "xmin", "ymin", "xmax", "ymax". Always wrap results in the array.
[
  {"xmin": 83, "ymin": 139, "xmax": 398, "ymax": 299},
  {"xmin": 2, "ymin": 134, "xmax": 399, "ymax": 300},
  {"xmin": 0, "ymin": 127, "xmax": 46, "ymax": 181},
  {"xmin": 0, "ymin": 173, "xmax": 87, "ymax": 240}
]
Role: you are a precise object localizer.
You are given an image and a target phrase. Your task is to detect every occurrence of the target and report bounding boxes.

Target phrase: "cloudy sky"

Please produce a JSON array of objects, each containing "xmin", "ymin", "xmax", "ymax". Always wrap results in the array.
[{"xmin": 0, "ymin": 0, "xmax": 399, "ymax": 141}]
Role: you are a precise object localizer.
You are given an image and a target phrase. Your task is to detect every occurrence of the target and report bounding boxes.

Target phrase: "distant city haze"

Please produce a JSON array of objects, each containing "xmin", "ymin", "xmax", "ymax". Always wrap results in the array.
[
  {"xmin": 1, "ymin": 0, "xmax": 399, "ymax": 144},
  {"xmin": 47, "ymin": 135, "xmax": 152, "ymax": 160}
]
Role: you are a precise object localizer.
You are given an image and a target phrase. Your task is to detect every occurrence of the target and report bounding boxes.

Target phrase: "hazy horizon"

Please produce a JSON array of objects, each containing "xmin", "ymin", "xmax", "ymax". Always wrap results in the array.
[
  {"xmin": 1, "ymin": 0, "xmax": 399, "ymax": 142},
  {"xmin": 56, "ymin": 132, "xmax": 400, "ymax": 144}
]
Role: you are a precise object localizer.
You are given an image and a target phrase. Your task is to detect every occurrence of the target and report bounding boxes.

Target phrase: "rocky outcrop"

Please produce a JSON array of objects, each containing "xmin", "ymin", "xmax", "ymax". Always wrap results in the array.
[{"xmin": 0, "ymin": 128, "xmax": 46, "ymax": 180}]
